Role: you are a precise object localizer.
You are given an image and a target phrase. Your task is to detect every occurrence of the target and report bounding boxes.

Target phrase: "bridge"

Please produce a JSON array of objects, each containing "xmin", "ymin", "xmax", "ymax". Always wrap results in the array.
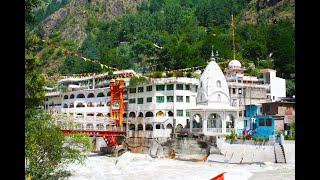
[{"xmin": 62, "ymin": 129, "xmax": 126, "ymax": 147}]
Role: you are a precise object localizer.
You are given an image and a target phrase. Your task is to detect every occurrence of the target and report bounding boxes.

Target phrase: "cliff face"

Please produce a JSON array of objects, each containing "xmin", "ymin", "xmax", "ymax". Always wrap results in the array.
[
  {"xmin": 33, "ymin": 0, "xmax": 142, "ymax": 43},
  {"xmin": 239, "ymin": 0, "xmax": 295, "ymax": 25}
]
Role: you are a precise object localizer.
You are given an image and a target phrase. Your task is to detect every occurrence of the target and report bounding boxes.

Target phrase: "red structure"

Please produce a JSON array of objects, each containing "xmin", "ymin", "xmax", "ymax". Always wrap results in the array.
[
  {"xmin": 62, "ymin": 130, "xmax": 125, "ymax": 146},
  {"xmin": 61, "ymin": 78, "xmax": 126, "ymax": 147},
  {"xmin": 109, "ymin": 78, "xmax": 125, "ymax": 131}
]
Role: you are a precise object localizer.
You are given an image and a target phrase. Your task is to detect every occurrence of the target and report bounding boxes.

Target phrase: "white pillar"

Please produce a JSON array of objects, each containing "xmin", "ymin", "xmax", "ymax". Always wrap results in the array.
[{"xmin": 202, "ymin": 111, "xmax": 207, "ymax": 134}]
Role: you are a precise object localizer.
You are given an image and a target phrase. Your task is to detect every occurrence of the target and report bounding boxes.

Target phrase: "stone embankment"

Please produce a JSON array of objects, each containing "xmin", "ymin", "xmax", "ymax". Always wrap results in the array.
[{"xmin": 91, "ymin": 135, "xmax": 295, "ymax": 164}]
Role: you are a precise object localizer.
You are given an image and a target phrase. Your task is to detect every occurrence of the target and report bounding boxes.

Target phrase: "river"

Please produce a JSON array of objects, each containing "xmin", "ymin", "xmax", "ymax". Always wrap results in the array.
[{"xmin": 66, "ymin": 152, "xmax": 295, "ymax": 180}]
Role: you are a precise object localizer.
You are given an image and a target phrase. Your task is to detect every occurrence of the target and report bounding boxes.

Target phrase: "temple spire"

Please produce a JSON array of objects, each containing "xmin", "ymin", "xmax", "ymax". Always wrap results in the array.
[
  {"xmin": 232, "ymin": 14, "xmax": 236, "ymax": 60},
  {"xmin": 210, "ymin": 45, "xmax": 215, "ymax": 61}
]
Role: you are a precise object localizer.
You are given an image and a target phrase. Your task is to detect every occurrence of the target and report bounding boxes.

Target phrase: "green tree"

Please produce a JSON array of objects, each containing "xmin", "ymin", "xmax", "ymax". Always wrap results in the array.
[
  {"xmin": 25, "ymin": 30, "xmax": 46, "ymax": 108},
  {"xmin": 286, "ymin": 79, "xmax": 295, "ymax": 97},
  {"xmin": 25, "ymin": 108, "xmax": 91, "ymax": 179}
]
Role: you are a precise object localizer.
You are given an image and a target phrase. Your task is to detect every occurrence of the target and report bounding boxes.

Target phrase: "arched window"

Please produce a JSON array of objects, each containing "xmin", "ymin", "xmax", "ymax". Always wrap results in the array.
[
  {"xmin": 86, "ymin": 124, "xmax": 94, "ymax": 130},
  {"xmin": 156, "ymin": 111, "xmax": 164, "ymax": 117},
  {"xmin": 69, "ymin": 103, "xmax": 74, "ymax": 108},
  {"xmin": 168, "ymin": 111, "xmax": 173, "ymax": 117},
  {"xmin": 129, "ymin": 112, "xmax": 136, "ymax": 117},
  {"xmin": 96, "ymin": 124, "xmax": 104, "ymax": 130},
  {"xmin": 70, "ymin": 94, "xmax": 74, "ymax": 99},
  {"xmin": 129, "ymin": 124, "xmax": 135, "ymax": 130},
  {"xmin": 123, "ymin": 113, "xmax": 127, "ymax": 117},
  {"xmin": 176, "ymin": 124, "xmax": 183, "ymax": 129},
  {"xmin": 63, "ymin": 95, "xmax": 68, "ymax": 99},
  {"xmin": 97, "ymin": 92, "xmax": 105, "ymax": 97},
  {"xmin": 166, "ymin": 123, "xmax": 173, "ymax": 129},
  {"xmin": 145, "ymin": 111, "xmax": 153, "ymax": 117},
  {"xmin": 146, "ymin": 124, "xmax": 153, "ymax": 131},
  {"xmin": 155, "ymin": 123, "xmax": 162, "ymax": 129},
  {"xmin": 216, "ymin": 80, "xmax": 221, "ymax": 88},
  {"xmin": 63, "ymin": 104, "xmax": 68, "ymax": 108},
  {"xmin": 137, "ymin": 124, "xmax": 143, "ymax": 131},
  {"xmin": 76, "ymin": 94, "xmax": 85, "ymax": 98},
  {"xmin": 217, "ymin": 94, "xmax": 221, "ymax": 102},
  {"xmin": 138, "ymin": 112, "xmax": 143, "ymax": 117},
  {"xmin": 107, "ymin": 92, "xmax": 111, "ymax": 96},
  {"xmin": 87, "ymin": 93, "xmax": 95, "ymax": 98}
]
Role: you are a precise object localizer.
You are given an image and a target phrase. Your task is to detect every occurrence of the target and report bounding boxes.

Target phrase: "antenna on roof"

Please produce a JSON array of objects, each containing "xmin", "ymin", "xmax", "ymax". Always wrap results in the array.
[{"xmin": 232, "ymin": 14, "xmax": 236, "ymax": 60}]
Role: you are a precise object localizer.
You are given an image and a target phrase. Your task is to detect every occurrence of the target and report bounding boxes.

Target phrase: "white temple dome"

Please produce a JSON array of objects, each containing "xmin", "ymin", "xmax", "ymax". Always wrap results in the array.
[{"xmin": 228, "ymin": 60, "xmax": 241, "ymax": 68}]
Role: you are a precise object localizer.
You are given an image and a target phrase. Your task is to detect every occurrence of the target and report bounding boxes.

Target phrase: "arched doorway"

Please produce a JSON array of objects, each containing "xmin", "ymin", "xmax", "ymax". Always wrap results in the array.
[
  {"xmin": 207, "ymin": 113, "xmax": 222, "ymax": 133},
  {"xmin": 192, "ymin": 114, "xmax": 202, "ymax": 128}
]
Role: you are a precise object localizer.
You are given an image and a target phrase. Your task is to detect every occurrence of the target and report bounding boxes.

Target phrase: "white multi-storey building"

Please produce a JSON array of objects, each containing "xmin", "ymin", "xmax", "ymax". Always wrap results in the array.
[
  {"xmin": 44, "ymin": 54, "xmax": 286, "ymax": 138},
  {"xmin": 224, "ymin": 59, "xmax": 286, "ymax": 120}
]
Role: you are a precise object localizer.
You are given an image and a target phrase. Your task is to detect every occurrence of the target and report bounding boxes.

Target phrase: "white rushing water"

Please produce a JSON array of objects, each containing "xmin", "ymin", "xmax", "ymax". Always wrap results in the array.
[{"xmin": 67, "ymin": 152, "xmax": 295, "ymax": 180}]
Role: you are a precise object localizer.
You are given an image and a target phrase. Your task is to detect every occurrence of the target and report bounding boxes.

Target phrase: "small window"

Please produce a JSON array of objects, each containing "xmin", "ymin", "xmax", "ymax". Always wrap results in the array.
[
  {"xmin": 176, "ymin": 84, "xmax": 184, "ymax": 90},
  {"xmin": 186, "ymin": 96, "xmax": 190, "ymax": 103},
  {"xmin": 176, "ymin": 96, "xmax": 183, "ymax": 102},
  {"xmin": 167, "ymin": 96, "xmax": 174, "ymax": 102},
  {"xmin": 147, "ymin": 97, "xmax": 152, "ymax": 103},
  {"xmin": 177, "ymin": 110, "xmax": 183, "ymax": 117},
  {"xmin": 232, "ymin": 88, "xmax": 236, "ymax": 94},
  {"xmin": 266, "ymin": 118, "xmax": 272, "ymax": 126},
  {"xmin": 186, "ymin": 111, "xmax": 190, "ymax": 117},
  {"xmin": 156, "ymin": 85, "xmax": 165, "ymax": 91},
  {"xmin": 238, "ymin": 88, "xmax": 242, "ymax": 94},
  {"xmin": 129, "ymin": 88, "xmax": 136, "ymax": 93},
  {"xmin": 147, "ymin": 85, "xmax": 153, "ymax": 91},
  {"xmin": 167, "ymin": 84, "xmax": 174, "ymax": 90},
  {"xmin": 185, "ymin": 85, "xmax": 190, "ymax": 90},
  {"xmin": 217, "ymin": 94, "xmax": 221, "ymax": 102},
  {"xmin": 129, "ymin": 99, "xmax": 136, "ymax": 104},
  {"xmin": 216, "ymin": 81, "xmax": 221, "ymax": 88},
  {"xmin": 156, "ymin": 96, "xmax": 164, "ymax": 103},
  {"xmin": 138, "ymin": 87, "xmax": 144, "ymax": 93},
  {"xmin": 137, "ymin": 98, "xmax": 143, "ymax": 104},
  {"xmin": 259, "ymin": 119, "xmax": 265, "ymax": 126},
  {"xmin": 265, "ymin": 104, "xmax": 270, "ymax": 112}
]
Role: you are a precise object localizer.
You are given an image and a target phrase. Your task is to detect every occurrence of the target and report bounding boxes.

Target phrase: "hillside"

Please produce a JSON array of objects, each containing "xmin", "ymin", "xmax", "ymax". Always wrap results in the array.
[
  {"xmin": 28, "ymin": 0, "xmax": 295, "ymax": 80},
  {"xmin": 238, "ymin": 0, "xmax": 295, "ymax": 25}
]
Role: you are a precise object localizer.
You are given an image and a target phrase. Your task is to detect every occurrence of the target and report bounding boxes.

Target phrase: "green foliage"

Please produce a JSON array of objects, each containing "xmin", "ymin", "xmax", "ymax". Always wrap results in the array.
[
  {"xmin": 149, "ymin": 71, "xmax": 163, "ymax": 78},
  {"xmin": 166, "ymin": 72, "xmax": 174, "ymax": 77},
  {"xmin": 174, "ymin": 71, "xmax": 184, "ymax": 77},
  {"xmin": 285, "ymin": 120, "xmax": 295, "ymax": 140},
  {"xmin": 25, "ymin": 30, "xmax": 46, "ymax": 108},
  {"xmin": 129, "ymin": 76, "xmax": 149, "ymax": 86},
  {"xmin": 31, "ymin": 0, "xmax": 294, "ymax": 79},
  {"xmin": 225, "ymin": 129, "xmax": 237, "ymax": 141},
  {"xmin": 186, "ymin": 71, "xmax": 192, "ymax": 78},
  {"xmin": 25, "ymin": 108, "xmax": 91, "ymax": 179},
  {"xmin": 286, "ymin": 79, "xmax": 295, "ymax": 97}
]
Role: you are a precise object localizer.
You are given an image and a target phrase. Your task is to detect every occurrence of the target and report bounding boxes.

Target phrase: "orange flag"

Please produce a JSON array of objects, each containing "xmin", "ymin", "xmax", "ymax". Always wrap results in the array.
[{"xmin": 210, "ymin": 172, "xmax": 225, "ymax": 180}]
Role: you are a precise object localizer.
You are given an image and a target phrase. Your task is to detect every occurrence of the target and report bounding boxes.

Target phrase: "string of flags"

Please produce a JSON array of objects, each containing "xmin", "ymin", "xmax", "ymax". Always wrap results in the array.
[
  {"xmin": 38, "ymin": 36, "xmax": 236, "ymax": 80},
  {"xmin": 38, "ymin": 37, "xmax": 119, "ymax": 71}
]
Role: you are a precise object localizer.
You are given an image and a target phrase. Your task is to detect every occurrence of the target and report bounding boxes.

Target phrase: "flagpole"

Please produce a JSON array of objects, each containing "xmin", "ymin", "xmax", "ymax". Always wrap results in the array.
[{"xmin": 232, "ymin": 15, "xmax": 236, "ymax": 60}]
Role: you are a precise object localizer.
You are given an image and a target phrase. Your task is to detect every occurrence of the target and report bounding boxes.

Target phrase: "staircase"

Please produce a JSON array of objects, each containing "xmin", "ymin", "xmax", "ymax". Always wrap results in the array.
[{"xmin": 274, "ymin": 143, "xmax": 286, "ymax": 163}]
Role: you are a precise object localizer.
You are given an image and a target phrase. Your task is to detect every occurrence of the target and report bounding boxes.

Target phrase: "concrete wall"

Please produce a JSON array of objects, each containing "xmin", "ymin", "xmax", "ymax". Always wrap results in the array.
[
  {"xmin": 210, "ymin": 139, "xmax": 295, "ymax": 164},
  {"xmin": 90, "ymin": 137, "xmax": 107, "ymax": 152},
  {"xmin": 282, "ymin": 140, "xmax": 295, "ymax": 163},
  {"xmin": 208, "ymin": 141, "xmax": 275, "ymax": 164}
]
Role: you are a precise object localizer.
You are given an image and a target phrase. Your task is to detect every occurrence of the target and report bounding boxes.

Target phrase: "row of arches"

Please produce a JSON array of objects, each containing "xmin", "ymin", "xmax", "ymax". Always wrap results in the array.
[
  {"xmin": 63, "ymin": 101, "xmax": 108, "ymax": 108},
  {"xmin": 127, "ymin": 123, "xmax": 176, "ymax": 131},
  {"xmin": 59, "ymin": 122, "xmax": 183, "ymax": 131},
  {"xmin": 63, "ymin": 90, "xmax": 128, "ymax": 100}
]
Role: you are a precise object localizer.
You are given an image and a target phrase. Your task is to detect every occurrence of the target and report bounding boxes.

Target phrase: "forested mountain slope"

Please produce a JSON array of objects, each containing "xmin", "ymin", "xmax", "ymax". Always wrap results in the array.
[{"xmin": 27, "ymin": 0, "xmax": 295, "ymax": 81}]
